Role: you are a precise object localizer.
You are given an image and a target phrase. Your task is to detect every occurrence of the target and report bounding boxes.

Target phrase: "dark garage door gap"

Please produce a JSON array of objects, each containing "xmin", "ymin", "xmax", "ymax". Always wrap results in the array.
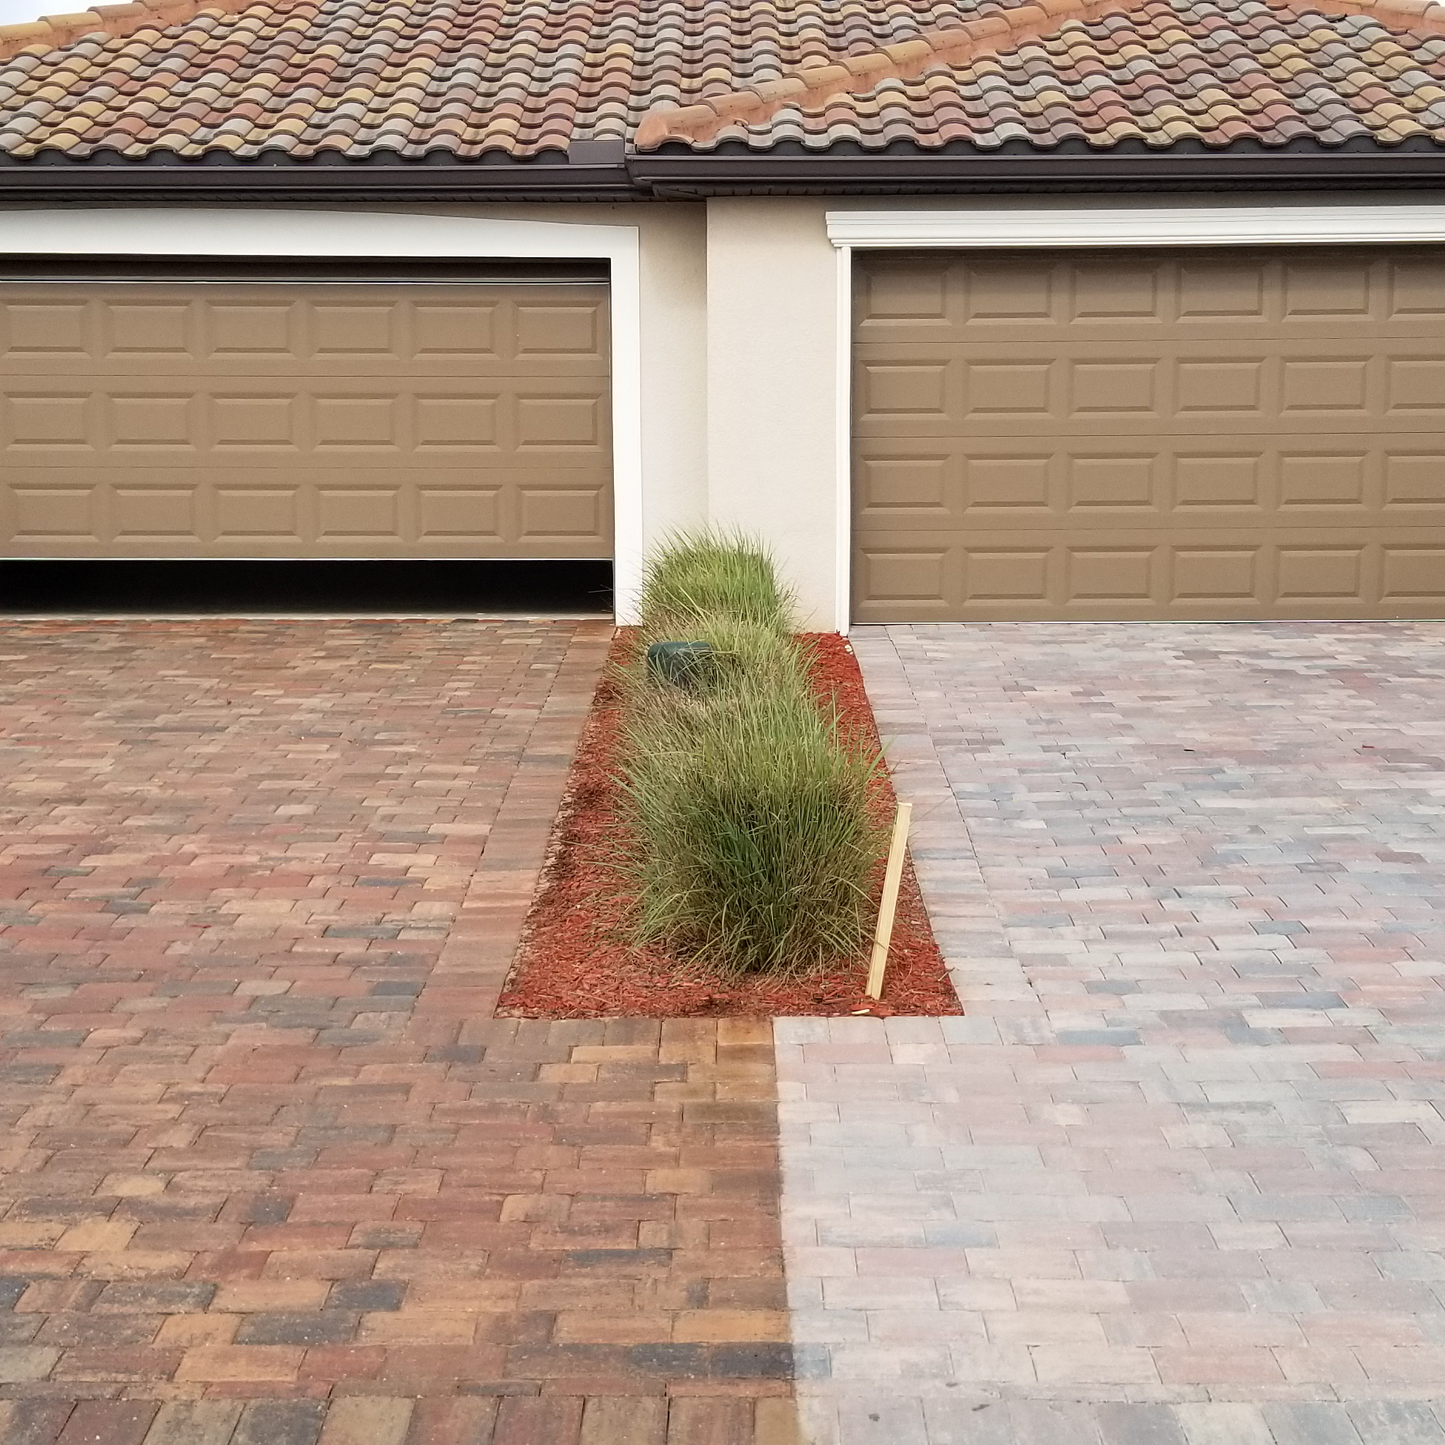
[{"xmin": 0, "ymin": 560, "xmax": 613, "ymax": 616}]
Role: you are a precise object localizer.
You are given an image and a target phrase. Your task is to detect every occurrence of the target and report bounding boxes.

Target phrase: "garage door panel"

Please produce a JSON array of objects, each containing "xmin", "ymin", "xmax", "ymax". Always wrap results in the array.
[
  {"xmin": 0, "ymin": 466, "xmax": 607, "ymax": 558},
  {"xmin": 855, "ymin": 529, "xmax": 1441, "ymax": 621},
  {"xmin": 857, "ymin": 345, "xmax": 1445, "ymax": 436},
  {"xmin": 1, "ymin": 288, "xmax": 610, "ymax": 375},
  {"xmin": 0, "ymin": 281, "xmax": 612, "ymax": 561},
  {"xmin": 3, "ymin": 381, "xmax": 609, "ymax": 461},
  {"xmin": 856, "ymin": 251, "xmax": 1445, "ymax": 343},
  {"xmin": 858, "ymin": 434, "xmax": 1445, "ymax": 528},
  {"xmin": 854, "ymin": 249, "xmax": 1445, "ymax": 621}
]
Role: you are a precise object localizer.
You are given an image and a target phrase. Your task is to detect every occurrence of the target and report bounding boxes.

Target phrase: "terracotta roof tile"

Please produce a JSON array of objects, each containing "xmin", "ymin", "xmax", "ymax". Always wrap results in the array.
[
  {"xmin": 652, "ymin": 0, "xmax": 1445, "ymax": 150},
  {"xmin": 0, "ymin": 0, "xmax": 1441, "ymax": 159}
]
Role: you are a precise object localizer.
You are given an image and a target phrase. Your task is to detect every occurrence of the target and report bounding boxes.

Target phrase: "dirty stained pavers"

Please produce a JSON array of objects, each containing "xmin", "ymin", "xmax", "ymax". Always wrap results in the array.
[
  {"xmin": 780, "ymin": 622, "xmax": 1445, "ymax": 1444},
  {"xmin": 0, "ymin": 620, "xmax": 794, "ymax": 1444}
]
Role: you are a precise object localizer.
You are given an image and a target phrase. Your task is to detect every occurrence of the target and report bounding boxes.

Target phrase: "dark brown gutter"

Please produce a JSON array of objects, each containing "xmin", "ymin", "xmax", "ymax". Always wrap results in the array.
[
  {"xmin": 1, "ymin": 139, "xmax": 1444, "ymax": 204},
  {"xmin": 0, "ymin": 157, "xmax": 639, "ymax": 205},
  {"xmin": 625, "ymin": 145, "xmax": 1445, "ymax": 197}
]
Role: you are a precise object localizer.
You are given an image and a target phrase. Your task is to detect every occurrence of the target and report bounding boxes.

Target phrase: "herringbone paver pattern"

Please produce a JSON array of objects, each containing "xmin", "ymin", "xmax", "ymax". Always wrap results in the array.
[
  {"xmin": 779, "ymin": 622, "xmax": 1445, "ymax": 1444},
  {"xmin": 0, "ymin": 620, "xmax": 799, "ymax": 1443}
]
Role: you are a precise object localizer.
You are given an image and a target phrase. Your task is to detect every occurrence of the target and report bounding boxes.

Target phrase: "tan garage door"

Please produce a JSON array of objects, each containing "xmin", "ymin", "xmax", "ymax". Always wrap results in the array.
[
  {"xmin": 853, "ymin": 248, "xmax": 1445, "ymax": 622},
  {"xmin": 0, "ymin": 280, "xmax": 611, "ymax": 558}
]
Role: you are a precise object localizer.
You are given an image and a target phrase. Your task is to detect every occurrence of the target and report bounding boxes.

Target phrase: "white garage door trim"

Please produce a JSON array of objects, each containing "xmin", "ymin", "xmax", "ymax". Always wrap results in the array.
[
  {"xmin": 826, "ymin": 203, "xmax": 1445, "ymax": 631},
  {"xmin": 0, "ymin": 208, "xmax": 644, "ymax": 622}
]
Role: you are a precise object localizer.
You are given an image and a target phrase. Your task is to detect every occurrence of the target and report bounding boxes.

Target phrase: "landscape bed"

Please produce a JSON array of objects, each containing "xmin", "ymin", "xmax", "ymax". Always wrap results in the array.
[{"xmin": 498, "ymin": 629, "xmax": 960, "ymax": 1018}]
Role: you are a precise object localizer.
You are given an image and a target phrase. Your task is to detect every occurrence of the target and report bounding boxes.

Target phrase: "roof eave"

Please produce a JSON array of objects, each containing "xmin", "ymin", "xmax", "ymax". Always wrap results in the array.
[
  {"xmin": 0, "ymin": 156, "xmax": 640, "ymax": 204},
  {"xmin": 2, "ymin": 144, "xmax": 1444, "ymax": 205},
  {"xmin": 626, "ymin": 144, "xmax": 1445, "ymax": 196}
]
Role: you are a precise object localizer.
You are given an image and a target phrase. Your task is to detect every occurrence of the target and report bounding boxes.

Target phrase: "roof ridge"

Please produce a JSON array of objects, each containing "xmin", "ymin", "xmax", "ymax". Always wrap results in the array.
[
  {"xmin": 633, "ymin": 0, "xmax": 1445, "ymax": 150},
  {"xmin": 0, "ymin": 0, "xmax": 291, "ymax": 63}
]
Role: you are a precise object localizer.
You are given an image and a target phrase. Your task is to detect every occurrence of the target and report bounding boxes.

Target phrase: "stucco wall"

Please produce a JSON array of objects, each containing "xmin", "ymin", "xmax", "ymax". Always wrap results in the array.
[{"xmin": 703, "ymin": 197, "xmax": 841, "ymax": 627}]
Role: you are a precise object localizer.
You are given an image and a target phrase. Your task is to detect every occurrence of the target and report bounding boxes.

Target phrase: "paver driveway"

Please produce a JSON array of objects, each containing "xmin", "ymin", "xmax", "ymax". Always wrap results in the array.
[
  {"xmin": 780, "ymin": 622, "xmax": 1445, "ymax": 1445},
  {"xmin": 0, "ymin": 620, "xmax": 794, "ymax": 1444}
]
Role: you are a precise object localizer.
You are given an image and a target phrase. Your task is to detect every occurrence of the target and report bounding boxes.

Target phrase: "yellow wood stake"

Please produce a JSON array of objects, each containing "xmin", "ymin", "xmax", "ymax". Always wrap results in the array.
[{"xmin": 865, "ymin": 800, "xmax": 912, "ymax": 1001}]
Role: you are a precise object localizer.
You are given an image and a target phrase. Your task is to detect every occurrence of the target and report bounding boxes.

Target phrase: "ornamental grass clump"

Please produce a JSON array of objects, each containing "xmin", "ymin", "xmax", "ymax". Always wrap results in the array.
[
  {"xmin": 616, "ymin": 532, "xmax": 884, "ymax": 975},
  {"xmin": 638, "ymin": 528, "xmax": 792, "ymax": 637}
]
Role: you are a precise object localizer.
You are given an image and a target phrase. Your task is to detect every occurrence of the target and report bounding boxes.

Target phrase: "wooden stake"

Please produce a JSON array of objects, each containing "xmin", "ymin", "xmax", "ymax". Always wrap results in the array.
[{"xmin": 865, "ymin": 801, "xmax": 912, "ymax": 1001}]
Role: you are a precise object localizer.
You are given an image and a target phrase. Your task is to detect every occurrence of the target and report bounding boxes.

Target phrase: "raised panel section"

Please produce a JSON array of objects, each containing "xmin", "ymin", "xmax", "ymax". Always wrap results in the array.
[
  {"xmin": 515, "ymin": 305, "xmax": 602, "ymax": 356},
  {"xmin": 1277, "ymin": 548, "xmax": 1364, "ymax": 600},
  {"xmin": 1386, "ymin": 359, "xmax": 1445, "ymax": 412},
  {"xmin": 1179, "ymin": 264, "xmax": 1265, "ymax": 318},
  {"xmin": 854, "ymin": 247, "xmax": 1445, "ymax": 621},
  {"xmin": 413, "ymin": 304, "xmax": 497, "ymax": 358},
  {"xmin": 859, "ymin": 457, "xmax": 949, "ymax": 511},
  {"xmin": 1068, "ymin": 361, "xmax": 1157, "ymax": 415},
  {"xmin": 1389, "ymin": 262, "xmax": 1445, "ymax": 318},
  {"xmin": 1382, "ymin": 547, "xmax": 1445, "ymax": 598},
  {"xmin": 1279, "ymin": 454, "xmax": 1367, "ymax": 508},
  {"xmin": 967, "ymin": 456, "xmax": 1050, "ymax": 511},
  {"xmin": 313, "ymin": 395, "xmax": 397, "ymax": 450},
  {"xmin": 215, "ymin": 488, "xmax": 301, "ymax": 539},
  {"xmin": 1068, "ymin": 548, "xmax": 1154, "ymax": 601},
  {"xmin": 104, "ymin": 304, "xmax": 191, "ymax": 357},
  {"xmin": 862, "ymin": 364, "xmax": 948, "ymax": 417},
  {"xmin": 109, "ymin": 395, "xmax": 194, "ymax": 450},
  {"xmin": 965, "ymin": 363, "xmax": 1048, "ymax": 415},
  {"xmin": 1281, "ymin": 359, "xmax": 1369, "ymax": 413},
  {"xmin": 1175, "ymin": 455, "xmax": 1260, "ymax": 508},
  {"xmin": 965, "ymin": 550, "xmax": 1049, "ymax": 601},
  {"xmin": 965, "ymin": 264, "xmax": 1053, "ymax": 321},
  {"xmin": 1172, "ymin": 549, "xmax": 1258, "ymax": 600},
  {"xmin": 317, "ymin": 488, "xmax": 400, "ymax": 538},
  {"xmin": 1385, "ymin": 454, "xmax": 1445, "ymax": 507},
  {"xmin": 1068, "ymin": 455, "xmax": 1154, "ymax": 510},
  {"xmin": 516, "ymin": 394, "xmax": 604, "ymax": 449},
  {"xmin": 3, "ymin": 304, "xmax": 88, "ymax": 356},
  {"xmin": 212, "ymin": 395, "xmax": 298, "ymax": 450},
  {"xmin": 11, "ymin": 487, "xmax": 94, "ymax": 538},
  {"xmin": 1177, "ymin": 360, "xmax": 1262, "ymax": 414},
  {"xmin": 5, "ymin": 394, "xmax": 90, "ymax": 449},
  {"xmin": 415, "ymin": 396, "xmax": 497, "ymax": 450},
  {"xmin": 207, "ymin": 305, "xmax": 293, "ymax": 358},
  {"xmin": 418, "ymin": 489, "xmax": 501, "ymax": 540},
  {"xmin": 860, "ymin": 265, "xmax": 949, "ymax": 321},
  {"xmin": 1284, "ymin": 262, "xmax": 1371, "ymax": 316},
  {"xmin": 861, "ymin": 549, "xmax": 948, "ymax": 603},
  {"xmin": 113, "ymin": 487, "xmax": 197, "ymax": 538},
  {"xmin": 1071, "ymin": 266, "xmax": 1158, "ymax": 320},
  {"xmin": 520, "ymin": 488, "xmax": 605, "ymax": 539},
  {"xmin": 311, "ymin": 305, "xmax": 395, "ymax": 357}
]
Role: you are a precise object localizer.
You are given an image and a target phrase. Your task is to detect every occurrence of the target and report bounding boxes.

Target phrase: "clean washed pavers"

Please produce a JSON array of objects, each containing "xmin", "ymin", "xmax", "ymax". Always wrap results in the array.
[{"xmin": 780, "ymin": 622, "xmax": 1445, "ymax": 1444}]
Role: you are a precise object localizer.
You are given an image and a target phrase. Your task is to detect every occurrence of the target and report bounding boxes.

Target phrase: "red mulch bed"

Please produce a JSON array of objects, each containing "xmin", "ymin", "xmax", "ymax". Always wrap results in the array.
[{"xmin": 496, "ymin": 631, "xmax": 961, "ymax": 1017}]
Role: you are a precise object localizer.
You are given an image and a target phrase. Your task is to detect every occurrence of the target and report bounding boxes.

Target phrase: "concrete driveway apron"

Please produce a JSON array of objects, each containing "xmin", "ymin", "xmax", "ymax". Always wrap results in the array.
[{"xmin": 779, "ymin": 622, "xmax": 1445, "ymax": 1445}]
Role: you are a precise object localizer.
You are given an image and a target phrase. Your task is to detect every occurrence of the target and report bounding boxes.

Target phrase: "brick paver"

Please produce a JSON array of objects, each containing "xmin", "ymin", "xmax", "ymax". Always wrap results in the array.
[
  {"xmin": 0, "ymin": 620, "xmax": 800, "ymax": 1443},
  {"xmin": 779, "ymin": 622, "xmax": 1445, "ymax": 1444}
]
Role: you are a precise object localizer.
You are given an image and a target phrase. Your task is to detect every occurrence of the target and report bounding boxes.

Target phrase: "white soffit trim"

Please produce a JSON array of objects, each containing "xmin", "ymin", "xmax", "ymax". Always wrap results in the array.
[
  {"xmin": 826, "ymin": 205, "xmax": 1445, "ymax": 249},
  {"xmin": 832, "ymin": 244, "xmax": 853, "ymax": 636},
  {"xmin": 0, "ymin": 207, "xmax": 646, "ymax": 623}
]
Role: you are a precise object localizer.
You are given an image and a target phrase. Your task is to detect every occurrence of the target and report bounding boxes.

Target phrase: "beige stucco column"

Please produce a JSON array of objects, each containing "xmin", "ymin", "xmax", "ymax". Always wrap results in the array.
[{"xmin": 705, "ymin": 196, "xmax": 842, "ymax": 630}]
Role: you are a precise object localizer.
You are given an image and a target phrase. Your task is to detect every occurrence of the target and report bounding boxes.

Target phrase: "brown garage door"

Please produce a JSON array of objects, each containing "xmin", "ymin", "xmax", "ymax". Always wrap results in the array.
[
  {"xmin": 853, "ymin": 248, "xmax": 1445, "ymax": 622},
  {"xmin": 0, "ymin": 280, "xmax": 611, "ymax": 559}
]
